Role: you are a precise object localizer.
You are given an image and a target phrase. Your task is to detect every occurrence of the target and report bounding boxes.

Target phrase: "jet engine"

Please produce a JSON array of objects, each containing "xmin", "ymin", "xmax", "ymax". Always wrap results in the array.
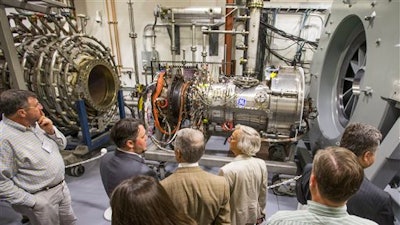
[{"xmin": 144, "ymin": 65, "xmax": 307, "ymax": 150}]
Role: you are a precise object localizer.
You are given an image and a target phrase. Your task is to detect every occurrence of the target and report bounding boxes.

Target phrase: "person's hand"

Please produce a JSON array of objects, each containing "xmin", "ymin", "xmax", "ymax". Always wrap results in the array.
[
  {"xmin": 32, "ymin": 195, "xmax": 47, "ymax": 210},
  {"xmin": 256, "ymin": 215, "xmax": 265, "ymax": 225},
  {"xmin": 38, "ymin": 111, "xmax": 55, "ymax": 134}
]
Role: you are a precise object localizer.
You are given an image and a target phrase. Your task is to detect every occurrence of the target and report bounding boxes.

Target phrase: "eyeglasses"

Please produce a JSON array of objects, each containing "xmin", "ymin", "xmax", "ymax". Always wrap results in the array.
[
  {"xmin": 227, "ymin": 135, "xmax": 236, "ymax": 143},
  {"xmin": 24, "ymin": 102, "xmax": 43, "ymax": 110},
  {"xmin": 171, "ymin": 140, "xmax": 178, "ymax": 148}
]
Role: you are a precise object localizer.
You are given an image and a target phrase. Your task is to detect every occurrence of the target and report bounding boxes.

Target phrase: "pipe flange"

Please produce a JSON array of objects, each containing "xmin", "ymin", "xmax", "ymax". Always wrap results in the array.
[
  {"xmin": 78, "ymin": 59, "xmax": 120, "ymax": 112},
  {"xmin": 247, "ymin": 0, "xmax": 263, "ymax": 8}
]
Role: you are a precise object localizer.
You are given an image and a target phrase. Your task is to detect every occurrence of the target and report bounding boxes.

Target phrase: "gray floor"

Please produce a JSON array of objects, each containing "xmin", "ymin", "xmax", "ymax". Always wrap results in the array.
[{"xmin": 0, "ymin": 154, "xmax": 298, "ymax": 225}]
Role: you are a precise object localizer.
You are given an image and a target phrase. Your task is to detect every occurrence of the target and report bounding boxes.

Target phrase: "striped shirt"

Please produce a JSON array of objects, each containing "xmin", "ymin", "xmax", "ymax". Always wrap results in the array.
[
  {"xmin": 0, "ymin": 116, "xmax": 66, "ymax": 207},
  {"xmin": 267, "ymin": 201, "xmax": 377, "ymax": 225}
]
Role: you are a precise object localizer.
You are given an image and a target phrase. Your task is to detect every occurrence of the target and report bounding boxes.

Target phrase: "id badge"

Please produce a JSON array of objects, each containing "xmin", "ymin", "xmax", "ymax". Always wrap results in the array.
[{"xmin": 42, "ymin": 138, "xmax": 53, "ymax": 153}]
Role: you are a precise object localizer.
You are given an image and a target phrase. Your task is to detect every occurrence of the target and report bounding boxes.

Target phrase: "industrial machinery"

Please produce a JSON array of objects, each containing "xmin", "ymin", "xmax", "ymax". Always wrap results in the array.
[
  {"xmin": 144, "ymin": 65, "xmax": 306, "ymax": 146},
  {"xmin": 142, "ymin": 0, "xmax": 321, "ymax": 169},
  {"xmin": 0, "ymin": 0, "xmax": 123, "ymax": 176},
  {"xmin": 0, "ymin": 1, "xmax": 120, "ymax": 136},
  {"xmin": 144, "ymin": 0, "xmax": 399, "ymax": 217},
  {"xmin": 307, "ymin": 0, "xmax": 400, "ymax": 216}
]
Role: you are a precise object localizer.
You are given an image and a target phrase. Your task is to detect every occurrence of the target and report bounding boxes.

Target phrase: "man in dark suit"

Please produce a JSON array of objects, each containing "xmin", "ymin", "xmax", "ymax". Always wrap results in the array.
[
  {"xmin": 100, "ymin": 118, "xmax": 157, "ymax": 197},
  {"xmin": 296, "ymin": 123, "xmax": 395, "ymax": 225}
]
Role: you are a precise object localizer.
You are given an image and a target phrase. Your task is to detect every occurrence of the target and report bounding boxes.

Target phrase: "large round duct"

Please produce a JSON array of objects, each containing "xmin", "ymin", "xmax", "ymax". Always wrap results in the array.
[
  {"xmin": 308, "ymin": 15, "xmax": 366, "ymax": 148},
  {"xmin": 308, "ymin": 1, "xmax": 400, "ymax": 215},
  {"xmin": 308, "ymin": 1, "xmax": 399, "ymax": 149},
  {"xmin": 1, "ymin": 34, "xmax": 120, "ymax": 133}
]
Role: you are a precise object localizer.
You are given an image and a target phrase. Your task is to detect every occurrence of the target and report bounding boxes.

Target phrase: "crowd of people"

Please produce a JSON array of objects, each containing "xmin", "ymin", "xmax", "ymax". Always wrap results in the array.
[{"xmin": 0, "ymin": 89, "xmax": 396, "ymax": 225}]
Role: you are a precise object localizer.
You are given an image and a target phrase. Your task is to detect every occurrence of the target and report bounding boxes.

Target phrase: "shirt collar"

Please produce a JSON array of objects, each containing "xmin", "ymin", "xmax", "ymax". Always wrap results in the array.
[
  {"xmin": 116, "ymin": 148, "xmax": 143, "ymax": 158},
  {"xmin": 2, "ymin": 115, "xmax": 34, "ymax": 132},
  {"xmin": 233, "ymin": 154, "xmax": 252, "ymax": 161},
  {"xmin": 307, "ymin": 200, "xmax": 348, "ymax": 217},
  {"xmin": 178, "ymin": 162, "xmax": 199, "ymax": 168}
]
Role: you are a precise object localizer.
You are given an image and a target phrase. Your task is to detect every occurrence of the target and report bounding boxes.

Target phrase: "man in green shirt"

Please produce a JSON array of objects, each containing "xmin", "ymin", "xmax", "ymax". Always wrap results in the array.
[{"xmin": 267, "ymin": 146, "xmax": 377, "ymax": 225}]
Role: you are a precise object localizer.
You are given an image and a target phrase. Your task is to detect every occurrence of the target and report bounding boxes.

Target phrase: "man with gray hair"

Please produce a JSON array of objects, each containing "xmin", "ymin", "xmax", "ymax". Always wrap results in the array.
[
  {"xmin": 161, "ymin": 128, "xmax": 231, "ymax": 225},
  {"xmin": 219, "ymin": 124, "xmax": 267, "ymax": 225}
]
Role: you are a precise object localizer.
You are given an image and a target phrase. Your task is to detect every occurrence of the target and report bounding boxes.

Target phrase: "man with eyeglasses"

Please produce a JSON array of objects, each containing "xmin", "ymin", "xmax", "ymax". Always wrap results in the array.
[{"xmin": 0, "ymin": 89, "xmax": 77, "ymax": 225}]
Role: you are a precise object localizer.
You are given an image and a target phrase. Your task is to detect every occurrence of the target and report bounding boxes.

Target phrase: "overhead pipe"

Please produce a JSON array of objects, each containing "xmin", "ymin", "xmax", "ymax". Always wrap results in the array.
[
  {"xmin": 191, "ymin": 23, "xmax": 196, "ymax": 63},
  {"xmin": 244, "ymin": 0, "xmax": 263, "ymax": 77},
  {"xmin": 171, "ymin": 10, "xmax": 176, "ymax": 62},
  {"xmin": 105, "ymin": 0, "xmax": 115, "ymax": 65},
  {"xmin": 143, "ymin": 24, "xmax": 163, "ymax": 57},
  {"xmin": 111, "ymin": 0, "xmax": 122, "ymax": 72},
  {"xmin": 202, "ymin": 29, "xmax": 249, "ymax": 35},
  {"xmin": 157, "ymin": 6, "xmax": 225, "ymax": 63},
  {"xmin": 201, "ymin": 26, "xmax": 208, "ymax": 63},
  {"xmin": 169, "ymin": 7, "xmax": 223, "ymax": 20},
  {"xmin": 127, "ymin": 0, "xmax": 140, "ymax": 84},
  {"xmin": 224, "ymin": 0, "xmax": 235, "ymax": 76},
  {"xmin": 105, "ymin": 0, "xmax": 123, "ymax": 73}
]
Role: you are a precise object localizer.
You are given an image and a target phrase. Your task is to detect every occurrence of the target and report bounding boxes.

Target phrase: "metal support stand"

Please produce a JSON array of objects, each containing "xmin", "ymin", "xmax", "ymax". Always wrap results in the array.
[
  {"xmin": 72, "ymin": 90, "xmax": 126, "ymax": 151},
  {"xmin": 0, "ymin": 4, "xmax": 26, "ymax": 90},
  {"xmin": 0, "ymin": 0, "xmax": 69, "ymax": 90},
  {"xmin": 117, "ymin": 89, "xmax": 126, "ymax": 119}
]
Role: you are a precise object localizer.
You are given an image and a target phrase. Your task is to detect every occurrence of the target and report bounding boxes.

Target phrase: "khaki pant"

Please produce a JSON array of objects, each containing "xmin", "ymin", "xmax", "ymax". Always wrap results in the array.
[{"xmin": 13, "ymin": 181, "xmax": 77, "ymax": 225}]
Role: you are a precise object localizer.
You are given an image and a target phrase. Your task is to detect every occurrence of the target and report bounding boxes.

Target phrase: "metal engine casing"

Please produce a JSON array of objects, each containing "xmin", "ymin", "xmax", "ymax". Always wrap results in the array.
[{"xmin": 150, "ymin": 66, "xmax": 304, "ymax": 139}]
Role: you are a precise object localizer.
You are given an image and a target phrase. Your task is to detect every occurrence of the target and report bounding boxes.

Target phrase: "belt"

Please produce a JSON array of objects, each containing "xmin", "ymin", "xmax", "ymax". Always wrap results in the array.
[{"xmin": 32, "ymin": 180, "xmax": 64, "ymax": 194}]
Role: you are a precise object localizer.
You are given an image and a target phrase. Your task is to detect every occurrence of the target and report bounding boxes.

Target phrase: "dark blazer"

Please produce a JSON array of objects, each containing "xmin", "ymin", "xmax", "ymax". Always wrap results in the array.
[
  {"xmin": 99, "ymin": 149, "xmax": 157, "ymax": 197},
  {"xmin": 296, "ymin": 163, "xmax": 312, "ymax": 205},
  {"xmin": 347, "ymin": 177, "xmax": 395, "ymax": 225},
  {"xmin": 296, "ymin": 163, "xmax": 395, "ymax": 225}
]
